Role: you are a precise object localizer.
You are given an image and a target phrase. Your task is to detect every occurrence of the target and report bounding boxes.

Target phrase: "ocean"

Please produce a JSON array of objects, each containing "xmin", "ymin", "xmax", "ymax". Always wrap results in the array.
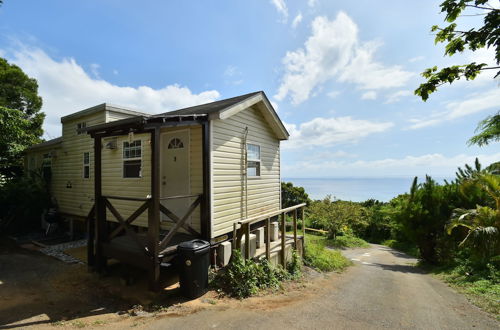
[{"xmin": 282, "ymin": 177, "xmax": 453, "ymax": 202}]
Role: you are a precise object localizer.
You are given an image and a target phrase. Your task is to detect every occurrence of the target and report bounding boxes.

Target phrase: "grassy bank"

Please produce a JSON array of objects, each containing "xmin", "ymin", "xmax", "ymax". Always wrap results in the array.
[
  {"xmin": 428, "ymin": 264, "xmax": 500, "ymax": 318},
  {"xmin": 303, "ymin": 233, "xmax": 352, "ymax": 272}
]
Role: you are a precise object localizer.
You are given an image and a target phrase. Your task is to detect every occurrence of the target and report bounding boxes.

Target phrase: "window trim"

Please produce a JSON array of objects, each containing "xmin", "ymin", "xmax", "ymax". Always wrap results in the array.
[
  {"xmin": 83, "ymin": 152, "xmax": 90, "ymax": 179},
  {"xmin": 246, "ymin": 143, "xmax": 261, "ymax": 178},
  {"xmin": 122, "ymin": 139, "xmax": 142, "ymax": 178}
]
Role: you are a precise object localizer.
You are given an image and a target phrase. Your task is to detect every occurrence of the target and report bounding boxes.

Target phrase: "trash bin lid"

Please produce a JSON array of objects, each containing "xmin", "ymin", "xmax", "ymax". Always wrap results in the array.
[{"xmin": 178, "ymin": 239, "xmax": 210, "ymax": 251}]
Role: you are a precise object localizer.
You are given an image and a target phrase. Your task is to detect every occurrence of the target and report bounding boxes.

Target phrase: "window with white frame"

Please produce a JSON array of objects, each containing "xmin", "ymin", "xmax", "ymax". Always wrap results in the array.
[
  {"xmin": 247, "ymin": 144, "xmax": 261, "ymax": 177},
  {"xmin": 76, "ymin": 122, "xmax": 86, "ymax": 135},
  {"xmin": 83, "ymin": 152, "xmax": 90, "ymax": 179},
  {"xmin": 123, "ymin": 140, "xmax": 142, "ymax": 178}
]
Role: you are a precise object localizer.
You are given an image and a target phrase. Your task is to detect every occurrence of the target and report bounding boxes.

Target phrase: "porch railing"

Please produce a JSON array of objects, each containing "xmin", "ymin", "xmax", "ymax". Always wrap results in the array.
[
  {"xmin": 87, "ymin": 193, "xmax": 202, "ymax": 267},
  {"xmin": 233, "ymin": 203, "xmax": 307, "ymax": 267}
]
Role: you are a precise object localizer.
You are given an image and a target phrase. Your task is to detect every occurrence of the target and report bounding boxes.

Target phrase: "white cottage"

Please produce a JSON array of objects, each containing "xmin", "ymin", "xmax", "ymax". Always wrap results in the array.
[{"xmin": 26, "ymin": 91, "xmax": 306, "ymax": 290}]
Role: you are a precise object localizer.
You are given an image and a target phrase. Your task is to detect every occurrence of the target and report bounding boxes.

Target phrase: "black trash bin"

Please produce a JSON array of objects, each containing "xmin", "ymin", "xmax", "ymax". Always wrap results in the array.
[{"xmin": 177, "ymin": 239, "xmax": 210, "ymax": 299}]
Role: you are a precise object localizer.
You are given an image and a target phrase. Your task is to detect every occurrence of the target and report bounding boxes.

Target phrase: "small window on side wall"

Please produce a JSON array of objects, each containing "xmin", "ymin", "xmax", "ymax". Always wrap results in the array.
[
  {"xmin": 76, "ymin": 122, "xmax": 86, "ymax": 135},
  {"xmin": 247, "ymin": 144, "xmax": 261, "ymax": 177},
  {"xmin": 42, "ymin": 153, "xmax": 52, "ymax": 180},
  {"xmin": 123, "ymin": 140, "xmax": 142, "ymax": 178},
  {"xmin": 83, "ymin": 152, "xmax": 90, "ymax": 179}
]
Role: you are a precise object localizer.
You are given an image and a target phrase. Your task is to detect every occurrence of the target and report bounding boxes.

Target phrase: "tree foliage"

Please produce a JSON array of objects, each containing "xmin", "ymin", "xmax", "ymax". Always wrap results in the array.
[
  {"xmin": 415, "ymin": 1, "xmax": 499, "ymax": 147},
  {"xmin": 308, "ymin": 197, "xmax": 369, "ymax": 239},
  {"xmin": 467, "ymin": 111, "xmax": 500, "ymax": 146},
  {"xmin": 0, "ymin": 57, "xmax": 44, "ymax": 177},
  {"xmin": 447, "ymin": 173, "xmax": 500, "ymax": 263},
  {"xmin": 415, "ymin": 1, "xmax": 500, "ymax": 101},
  {"xmin": 281, "ymin": 181, "xmax": 311, "ymax": 208}
]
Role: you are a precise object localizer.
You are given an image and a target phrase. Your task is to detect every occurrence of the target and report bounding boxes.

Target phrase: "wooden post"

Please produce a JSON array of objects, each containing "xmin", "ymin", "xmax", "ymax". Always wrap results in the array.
[
  {"xmin": 280, "ymin": 213, "xmax": 286, "ymax": 267},
  {"xmin": 232, "ymin": 223, "xmax": 237, "ymax": 251},
  {"xmin": 94, "ymin": 134, "xmax": 107, "ymax": 273},
  {"xmin": 302, "ymin": 207, "xmax": 306, "ymax": 253},
  {"xmin": 293, "ymin": 208, "xmax": 298, "ymax": 248},
  {"xmin": 86, "ymin": 205, "xmax": 95, "ymax": 270},
  {"xmin": 265, "ymin": 217, "xmax": 271, "ymax": 260},
  {"xmin": 244, "ymin": 223, "xmax": 250, "ymax": 259},
  {"xmin": 148, "ymin": 127, "xmax": 160, "ymax": 291},
  {"xmin": 201, "ymin": 121, "xmax": 211, "ymax": 241}
]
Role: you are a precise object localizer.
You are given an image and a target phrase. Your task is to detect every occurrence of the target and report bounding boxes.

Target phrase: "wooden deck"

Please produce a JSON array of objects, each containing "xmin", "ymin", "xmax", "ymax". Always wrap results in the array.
[{"xmin": 102, "ymin": 232, "xmax": 195, "ymax": 269}]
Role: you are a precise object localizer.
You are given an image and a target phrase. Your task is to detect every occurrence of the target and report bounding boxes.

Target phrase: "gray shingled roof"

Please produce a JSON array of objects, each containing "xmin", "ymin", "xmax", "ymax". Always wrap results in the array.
[
  {"xmin": 154, "ymin": 91, "xmax": 262, "ymax": 117},
  {"xmin": 26, "ymin": 137, "xmax": 63, "ymax": 150}
]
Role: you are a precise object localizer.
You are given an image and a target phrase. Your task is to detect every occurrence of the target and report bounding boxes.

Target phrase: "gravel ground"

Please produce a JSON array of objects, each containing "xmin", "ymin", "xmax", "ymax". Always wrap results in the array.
[{"xmin": 39, "ymin": 239, "xmax": 87, "ymax": 264}]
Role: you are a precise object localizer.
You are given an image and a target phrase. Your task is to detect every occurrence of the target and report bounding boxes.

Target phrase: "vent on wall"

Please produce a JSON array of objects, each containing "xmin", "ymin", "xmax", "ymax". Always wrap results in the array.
[{"xmin": 105, "ymin": 138, "xmax": 117, "ymax": 149}]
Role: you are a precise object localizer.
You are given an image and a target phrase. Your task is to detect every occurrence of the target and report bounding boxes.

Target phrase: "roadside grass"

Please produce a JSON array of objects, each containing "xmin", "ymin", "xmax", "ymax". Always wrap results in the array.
[
  {"xmin": 426, "ymin": 264, "xmax": 500, "ymax": 318},
  {"xmin": 381, "ymin": 239, "xmax": 419, "ymax": 258},
  {"xmin": 329, "ymin": 235, "xmax": 370, "ymax": 249},
  {"xmin": 304, "ymin": 233, "xmax": 352, "ymax": 272},
  {"xmin": 304, "ymin": 232, "xmax": 369, "ymax": 249}
]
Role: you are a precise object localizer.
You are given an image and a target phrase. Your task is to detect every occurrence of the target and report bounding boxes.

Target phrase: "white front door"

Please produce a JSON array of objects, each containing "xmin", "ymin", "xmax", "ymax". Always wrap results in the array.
[{"xmin": 161, "ymin": 130, "xmax": 190, "ymax": 223}]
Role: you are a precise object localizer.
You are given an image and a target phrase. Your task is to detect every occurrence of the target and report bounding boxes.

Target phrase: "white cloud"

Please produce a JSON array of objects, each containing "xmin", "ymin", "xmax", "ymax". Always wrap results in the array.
[
  {"xmin": 283, "ymin": 116, "xmax": 393, "ymax": 149},
  {"xmin": 283, "ymin": 152, "xmax": 500, "ymax": 178},
  {"xmin": 274, "ymin": 13, "xmax": 413, "ymax": 105},
  {"xmin": 361, "ymin": 91, "xmax": 377, "ymax": 100},
  {"xmin": 4, "ymin": 46, "xmax": 220, "ymax": 138},
  {"xmin": 311, "ymin": 150, "xmax": 358, "ymax": 159},
  {"xmin": 89, "ymin": 63, "xmax": 100, "ymax": 79},
  {"xmin": 308, "ymin": 0, "xmax": 318, "ymax": 7},
  {"xmin": 408, "ymin": 88, "xmax": 500, "ymax": 129},
  {"xmin": 292, "ymin": 12, "xmax": 303, "ymax": 29},
  {"xmin": 270, "ymin": 0, "xmax": 288, "ymax": 22},
  {"xmin": 327, "ymin": 90, "xmax": 341, "ymax": 99},
  {"xmin": 385, "ymin": 90, "xmax": 412, "ymax": 104},
  {"xmin": 224, "ymin": 65, "xmax": 239, "ymax": 77},
  {"xmin": 408, "ymin": 56, "xmax": 424, "ymax": 63}
]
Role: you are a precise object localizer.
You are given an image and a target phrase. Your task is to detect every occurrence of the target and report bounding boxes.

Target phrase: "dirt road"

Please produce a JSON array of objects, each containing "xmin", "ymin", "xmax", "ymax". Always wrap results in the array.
[{"xmin": 145, "ymin": 245, "xmax": 498, "ymax": 330}]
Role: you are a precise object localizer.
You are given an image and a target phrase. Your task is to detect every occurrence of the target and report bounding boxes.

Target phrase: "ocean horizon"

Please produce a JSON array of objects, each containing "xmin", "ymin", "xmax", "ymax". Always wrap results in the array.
[{"xmin": 282, "ymin": 177, "xmax": 454, "ymax": 202}]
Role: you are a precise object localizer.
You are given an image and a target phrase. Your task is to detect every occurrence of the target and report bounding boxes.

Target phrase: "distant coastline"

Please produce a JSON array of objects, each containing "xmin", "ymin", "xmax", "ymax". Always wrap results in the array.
[{"xmin": 282, "ymin": 177, "xmax": 454, "ymax": 202}]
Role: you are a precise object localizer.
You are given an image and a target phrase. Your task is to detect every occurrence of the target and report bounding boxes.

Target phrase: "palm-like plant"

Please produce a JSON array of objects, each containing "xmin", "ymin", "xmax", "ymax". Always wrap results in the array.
[{"xmin": 447, "ymin": 174, "xmax": 500, "ymax": 262}]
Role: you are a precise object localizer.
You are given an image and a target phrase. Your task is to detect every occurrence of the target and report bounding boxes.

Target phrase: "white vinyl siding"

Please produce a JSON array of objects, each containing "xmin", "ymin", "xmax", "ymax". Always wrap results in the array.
[{"xmin": 211, "ymin": 106, "xmax": 281, "ymax": 237}]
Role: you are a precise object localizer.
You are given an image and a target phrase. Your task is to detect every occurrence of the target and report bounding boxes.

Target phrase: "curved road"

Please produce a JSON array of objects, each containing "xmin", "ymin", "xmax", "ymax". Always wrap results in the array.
[{"xmin": 146, "ymin": 245, "xmax": 498, "ymax": 329}]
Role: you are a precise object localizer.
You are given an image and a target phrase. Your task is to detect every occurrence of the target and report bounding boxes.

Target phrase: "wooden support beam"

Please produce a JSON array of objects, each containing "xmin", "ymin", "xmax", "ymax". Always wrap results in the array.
[
  {"xmin": 265, "ymin": 217, "xmax": 271, "ymax": 260},
  {"xmin": 281, "ymin": 213, "xmax": 286, "ymax": 267},
  {"xmin": 94, "ymin": 135, "xmax": 107, "ymax": 273},
  {"xmin": 148, "ymin": 127, "xmax": 161, "ymax": 291},
  {"xmin": 244, "ymin": 223, "xmax": 250, "ymax": 259},
  {"xmin": 293, "ymin": 208, "xmax": 298, "ymax": 248},
  {"xmin": 86, "ymin": 204, "xmax": 96, "ymax": 270},
  {"xmin": 201, "ymin": 121, "xmax": 211, "ymax": 241},
  {"xmin": 302, "ymin": 207, "xmax": 306, "ymax": 249}
]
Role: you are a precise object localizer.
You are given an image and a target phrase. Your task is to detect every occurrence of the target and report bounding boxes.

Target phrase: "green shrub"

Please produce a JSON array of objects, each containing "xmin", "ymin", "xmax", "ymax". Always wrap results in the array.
[
  {"xmin": 0, "ymin": 169, "xmax": 51, "ymax": 233},
  {"xmin": 304, "ymin": 242, "xmax": 351, "ymax": 272},
  {"xmin": 287, "ymin": 249, "xmax": 303, "ymax": 279},
  {"xmin": 211, "ymin": 249, "xmax": 302, "ymax": 299},
  {"xmin": 329, "ymin": 235, "xmax": 370, "ymax": 249}
]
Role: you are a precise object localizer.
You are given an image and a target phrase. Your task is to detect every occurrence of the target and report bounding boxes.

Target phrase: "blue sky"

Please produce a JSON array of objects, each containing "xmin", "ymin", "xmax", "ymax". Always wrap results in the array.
[{"xmin": 0, "ymin": 0, "xmax": 498, "ymax": 178}]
